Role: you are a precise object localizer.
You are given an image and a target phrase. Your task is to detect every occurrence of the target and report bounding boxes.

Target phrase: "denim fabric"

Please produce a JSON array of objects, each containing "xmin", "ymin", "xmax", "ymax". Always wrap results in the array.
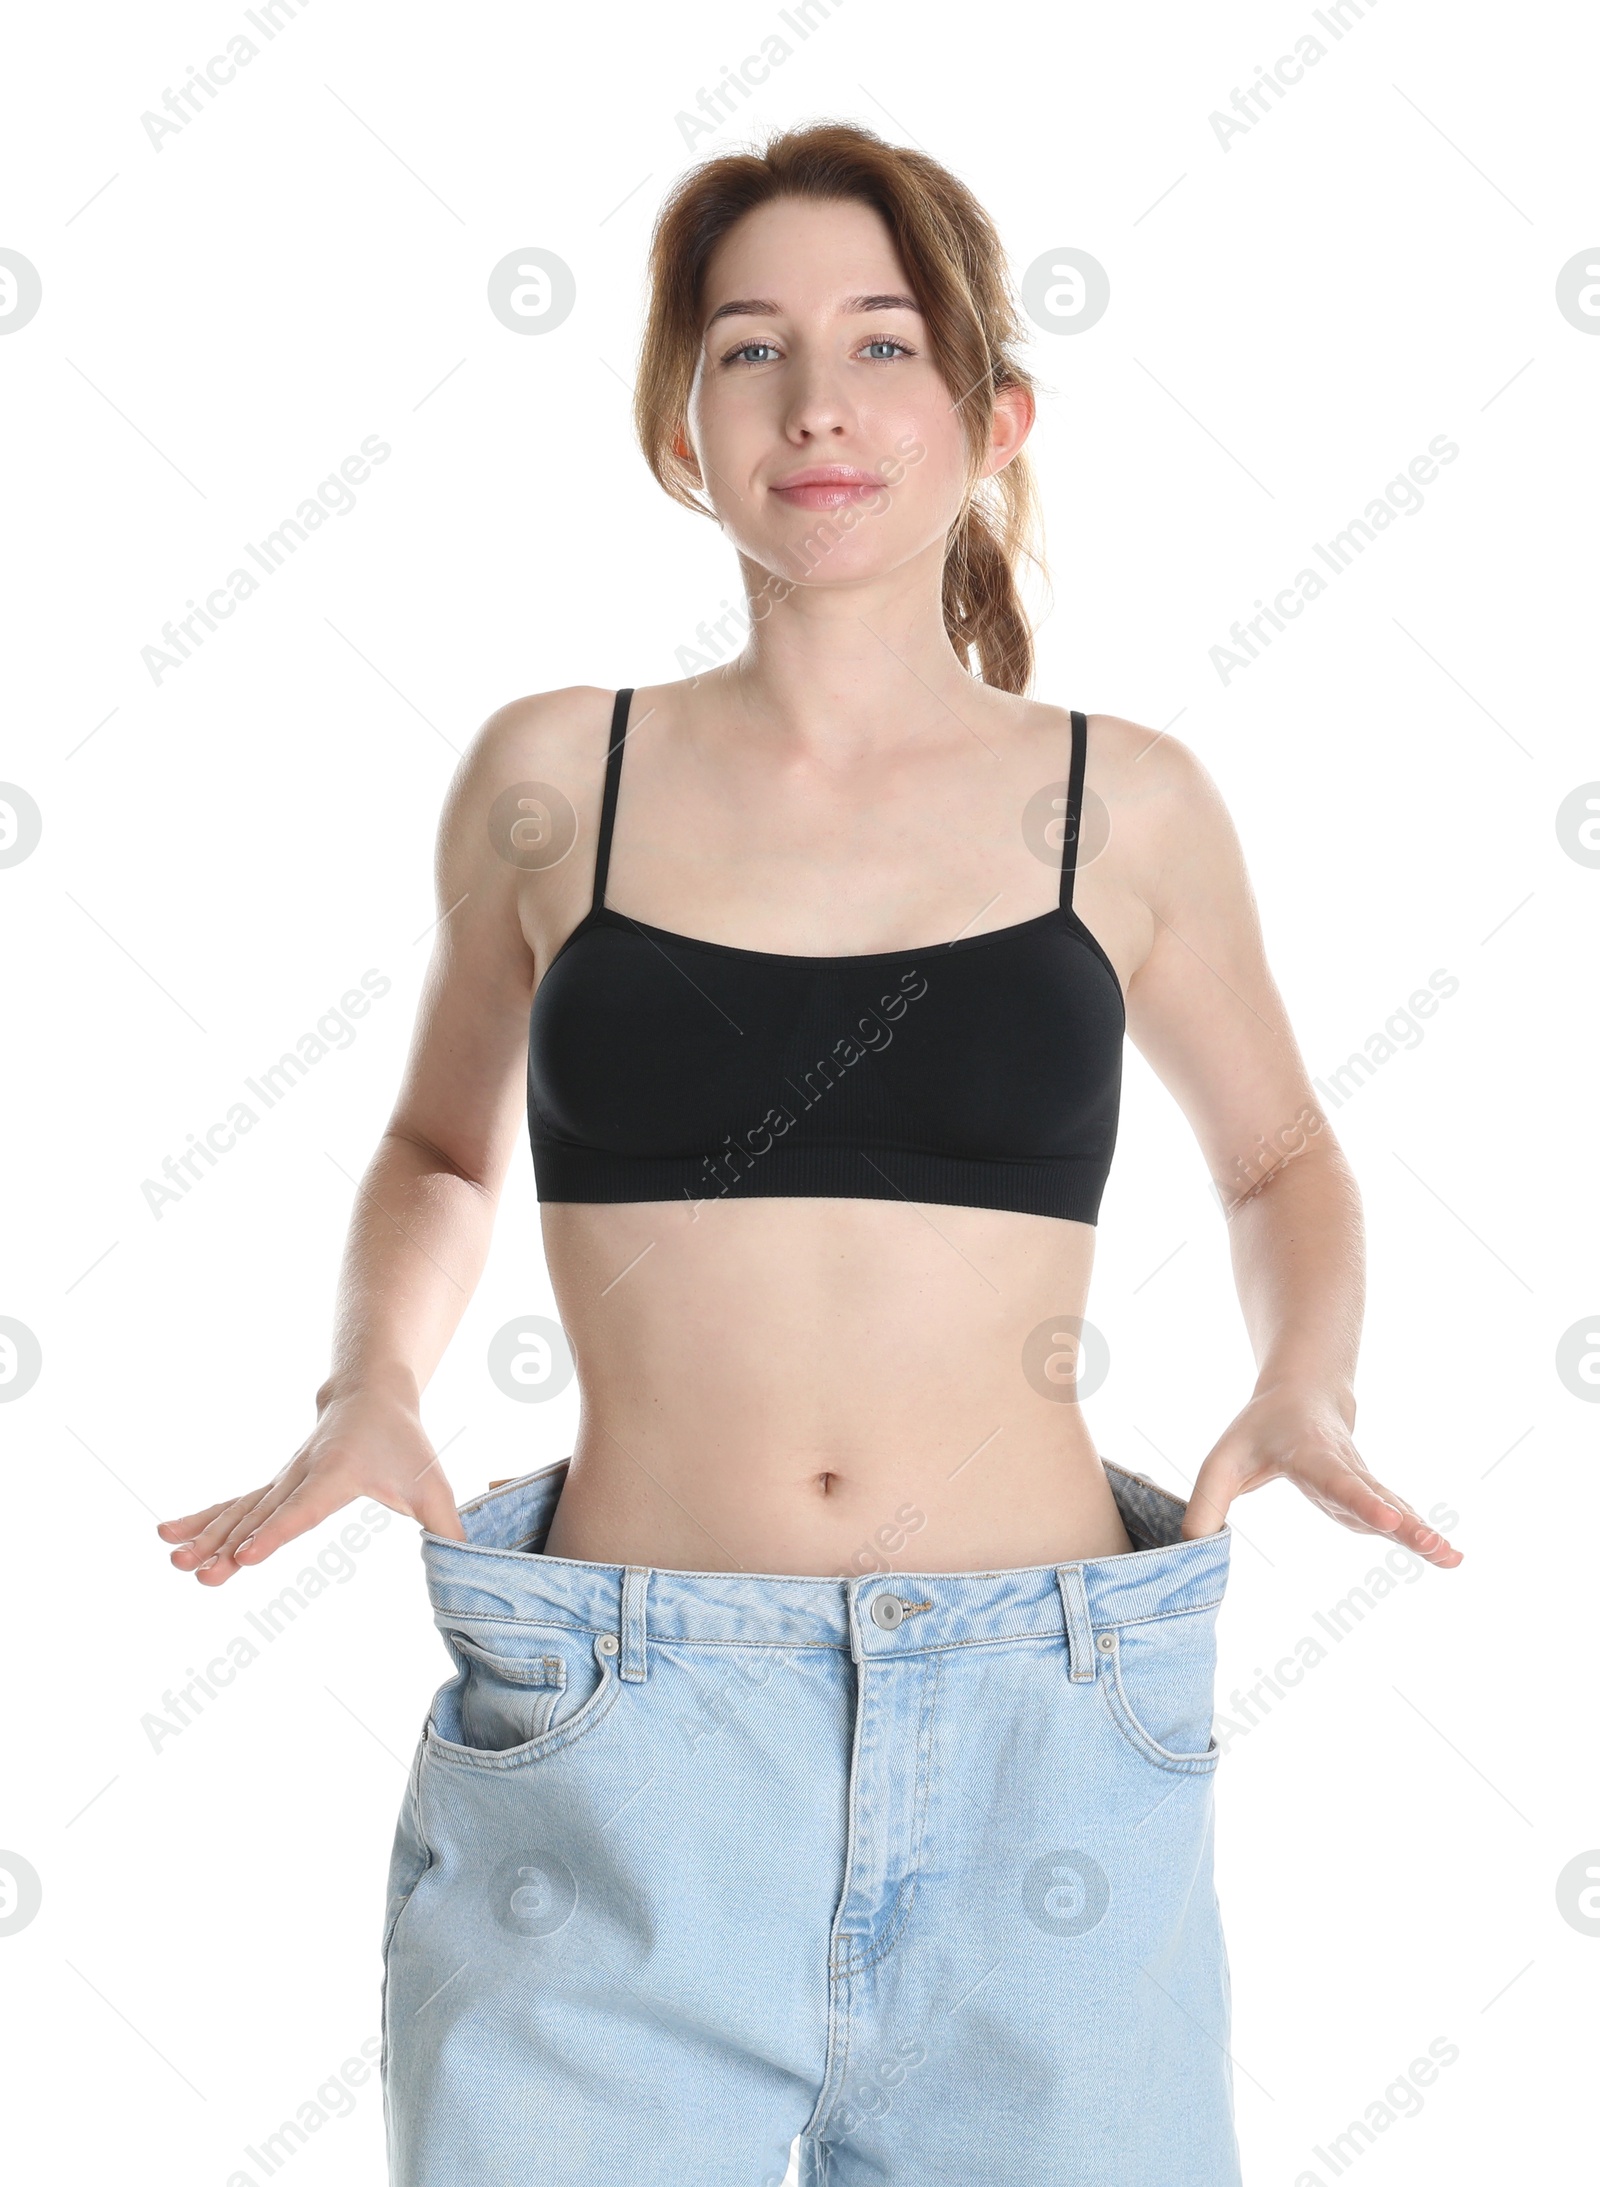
[{"xmin": 381, "ymin": 1458, "xmax": 1239, "ymax": 2186}]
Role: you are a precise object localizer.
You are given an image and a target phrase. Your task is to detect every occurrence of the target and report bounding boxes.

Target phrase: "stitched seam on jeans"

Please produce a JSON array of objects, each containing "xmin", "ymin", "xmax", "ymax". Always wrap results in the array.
[
  {"xmin": 1101, "ymin": 1664, "xmax": 1220, "ymax": 1774},
  {"xmin": 836, "ymin": 1646, "xmax": 944, "ymax": 1980},
  {"xmin": 430, "ymin": 1615, "xmax": 857, "ymax": 1648},
  {"xmin": 442, "ymin": 1632, "xmax": 569, "ymax": 1684},
  {"xmin": 380, "ymin": 1734, "xmax": 433, "ymax": 1966},
  {"xmin": 807, "ymin": 1930, "xmax": 855, "ymax": 2140},
  {"xmin": 896, "ymin": 1644, "xmax": 943, "ymax": 1948},
  {"xmin": 804, "ymin": 1624, "xmax": 872, "ymax": 2142},
  {"xmin": 1099, "ymin": 1598, "xmax": 1225, "ymax": 1630},
  {"xmin": 380, "ymin": 1722, "xmax": 439, "ymax": 2090},
  {"xmin": 425, "ymin": 1620, "xmax": 1219, "ymax": 1658},
  {"xmin": 431, "ymin": 1611, "xmax": 608, "ymax": 1639},
  {"xmin": 825, "ymin": 1977, "xmax": 856, "ymax": 2140},
  {"xmin": 858, "ymin": 1621, "xmax": 1222, "ymax": 1655}
]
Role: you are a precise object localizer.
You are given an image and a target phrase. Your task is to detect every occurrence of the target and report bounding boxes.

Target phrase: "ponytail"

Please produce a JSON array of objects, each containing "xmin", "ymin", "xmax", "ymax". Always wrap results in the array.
[{"xmin": 943, "ymin": 475, "xmax": 1041, "ymax": 695}]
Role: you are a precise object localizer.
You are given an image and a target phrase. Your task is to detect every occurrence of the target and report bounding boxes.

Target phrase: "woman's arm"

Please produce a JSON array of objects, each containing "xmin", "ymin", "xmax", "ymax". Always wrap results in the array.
[
  {"xmin": 156, "ymin": 691, "xmax": 590, "ymax": 1585},
  {"xmin": 1110, "ymin": 721, "xmax": 1461, "ymax": 1568}
]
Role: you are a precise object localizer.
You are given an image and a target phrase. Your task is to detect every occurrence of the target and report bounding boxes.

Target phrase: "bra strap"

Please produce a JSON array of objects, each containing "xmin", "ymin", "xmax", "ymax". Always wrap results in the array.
[
  {"xmin": 591, "ymin": 688, "xmax": 633, "ymax": 913},
  {"xmin": 1059, "ymin": 709, "xmax": 1088, "ymax": 910}
]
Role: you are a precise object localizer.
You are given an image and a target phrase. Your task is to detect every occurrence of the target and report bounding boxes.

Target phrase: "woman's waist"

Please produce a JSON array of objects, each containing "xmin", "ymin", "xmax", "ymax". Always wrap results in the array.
[
  {"xmin": 540, "ymin": 1415, "xmax": 1134, "ymax": 1574},
  {"xmin": 430, "ymin": 1455, "xmax": 1224, "ymax": 1603}
]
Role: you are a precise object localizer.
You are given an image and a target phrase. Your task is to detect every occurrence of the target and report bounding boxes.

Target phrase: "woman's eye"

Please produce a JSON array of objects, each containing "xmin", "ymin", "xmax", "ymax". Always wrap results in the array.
[{"xmin": 721, "ymin": 336, "xmax": 914, "ymax": 366}]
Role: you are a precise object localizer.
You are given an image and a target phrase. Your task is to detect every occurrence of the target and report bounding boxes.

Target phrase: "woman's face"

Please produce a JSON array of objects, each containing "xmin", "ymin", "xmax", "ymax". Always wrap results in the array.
[{"xmin": 682, "ymin": 194, "xmax": 1030, "ymax": 592}]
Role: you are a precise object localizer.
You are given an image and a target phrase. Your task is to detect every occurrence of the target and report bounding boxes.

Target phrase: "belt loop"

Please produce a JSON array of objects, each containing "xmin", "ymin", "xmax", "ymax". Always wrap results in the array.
[
  {"xmin": 620, "ymin": 1566, "xmax": 650, "ymax": 1683},
  {"xmin": 1055, "ymin": 1564, "xmax": 1095, "ymax": 1683},
  {"xmin": 844, "ymin": 1578, "xmax": 865, "ymax": 1668}
]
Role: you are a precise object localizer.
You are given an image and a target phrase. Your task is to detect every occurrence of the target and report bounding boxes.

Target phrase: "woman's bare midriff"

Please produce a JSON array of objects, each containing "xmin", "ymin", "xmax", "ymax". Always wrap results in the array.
[{"xmin": 537, "ymin": 1195, "xmax": 1136, "ymax": 1576}]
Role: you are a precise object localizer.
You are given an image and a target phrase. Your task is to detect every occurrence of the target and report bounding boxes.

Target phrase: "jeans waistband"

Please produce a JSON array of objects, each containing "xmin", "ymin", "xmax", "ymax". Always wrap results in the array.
[{"xmin": 419, "ymin": 1458, "xmax": 1230, "ymax": 1675}]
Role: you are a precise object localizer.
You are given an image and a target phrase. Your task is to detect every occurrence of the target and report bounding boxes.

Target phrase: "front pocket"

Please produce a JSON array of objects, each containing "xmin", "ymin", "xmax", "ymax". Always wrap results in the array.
[
  {"xmin": 1099, "ymin": 1603, "xmax": 1222, "ymax": 1775},
  {"xmin": 447, "ymin": 1629, "xmax": 569, "ymax": 1752},
  {"xmin": 425, "ymin": 1626, "xmax": 620, "ymax": 1770}
]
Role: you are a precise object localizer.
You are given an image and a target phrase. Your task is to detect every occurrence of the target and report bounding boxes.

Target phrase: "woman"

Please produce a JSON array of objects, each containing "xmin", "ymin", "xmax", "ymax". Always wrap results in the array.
[{"xmin": 158, "ymin": 122, "xmax": 1460, "ymax": 2186}]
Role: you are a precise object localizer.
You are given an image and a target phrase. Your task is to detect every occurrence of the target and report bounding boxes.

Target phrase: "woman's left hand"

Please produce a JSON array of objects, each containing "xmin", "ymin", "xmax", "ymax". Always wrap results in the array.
[{"xmin": 1179, "ymin": 1383, "xmax": 1463, "ymax": 1567}]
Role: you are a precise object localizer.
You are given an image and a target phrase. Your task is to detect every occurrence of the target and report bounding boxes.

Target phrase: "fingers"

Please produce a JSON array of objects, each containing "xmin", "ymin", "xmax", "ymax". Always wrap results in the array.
[
  {"xmin": 1298, "ymin": 1455, "xmax": 1464, "ymax": 1568},
  {"xmin": 1180, "ymin": 1449, "xmax": 1235, "ymax": 1540},
  {"xmin": 1346, "ymin": 1478, "xmax": 1463, "ymax": 1567},
  {"xmin": 156, "ymin": 1499, "xmax": 235, "ymax": 1544},
  {"xmin": 1396, "ymin": 1513, "xmax": 1462, "ymax": 1567},
  {"xmin": 157, "ymin": 1472, "xmax": 347, "ymax": 1586},
  {"xmin": 184, "ymin": 1484, "xmax": 296, "ymax": 1584},
  {"xmin": 1177, "ymin": 1433, "xmax": 1464, "ymax": 1571},
  {"xmin": 407, "ymin": 1457, "xmax": 466, "ymax": 1543},
  {"xmin": 228, "ymin": 1470, "xmax": 362, "ymax": 1572},
  {"xmin": 161, "ymin": 1485, "xmax": 282, "ymax": 1577},
  {"xmin": 156, "ymin": 1427, "xmax": 463, "ymax": 1585}
]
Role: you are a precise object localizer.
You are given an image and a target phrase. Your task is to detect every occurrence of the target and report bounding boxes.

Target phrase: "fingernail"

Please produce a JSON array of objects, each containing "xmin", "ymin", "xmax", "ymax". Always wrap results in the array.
[
  {"xmin": 236, "ymin": 1536, "xmax": 255, "ymax": 1555},
  {"xmin": 198, "ymin": 1555, "xmax": 218, "ymax": 1570}
]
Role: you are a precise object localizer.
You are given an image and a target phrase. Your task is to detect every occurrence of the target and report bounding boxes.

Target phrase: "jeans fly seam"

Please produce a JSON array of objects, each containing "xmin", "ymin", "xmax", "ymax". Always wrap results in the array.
[
  {"xmin": 826, "ymin": 1647, "xmax": 943, "ymax": 1983},
  {"xmin": 803, "ymin": 1639, "xmax": 871, "ymax": 2143}
]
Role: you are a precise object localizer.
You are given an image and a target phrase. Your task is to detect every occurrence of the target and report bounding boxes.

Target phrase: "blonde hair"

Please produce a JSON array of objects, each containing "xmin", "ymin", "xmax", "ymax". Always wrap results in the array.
[{"xmin": 633, "ymin": 120, "xmax": 1046, "ymax": 695}]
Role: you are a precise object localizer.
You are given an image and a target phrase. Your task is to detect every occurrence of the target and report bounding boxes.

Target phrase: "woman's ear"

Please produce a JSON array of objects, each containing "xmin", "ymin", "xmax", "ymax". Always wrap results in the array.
[
  {"xmin": 983, "ymin": 379, "xmax": 1035, "ymax": 481},
  {"xmin": 672, "ymin": 425, "xmax": 702, "ymax": 483}
]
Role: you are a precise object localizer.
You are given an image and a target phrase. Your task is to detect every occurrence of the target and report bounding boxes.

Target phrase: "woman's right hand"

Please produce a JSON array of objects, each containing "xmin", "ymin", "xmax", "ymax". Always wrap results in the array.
[{"xmin": 155, "ymin": 1376, "xmax": 467, "ymax": 1585}]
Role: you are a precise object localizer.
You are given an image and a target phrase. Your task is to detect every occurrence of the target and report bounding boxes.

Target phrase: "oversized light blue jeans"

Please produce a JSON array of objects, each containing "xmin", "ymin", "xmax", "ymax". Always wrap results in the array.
[{"xmin": 381, "ymin": 1457, "xmax": 1240, "ymax": 2185}]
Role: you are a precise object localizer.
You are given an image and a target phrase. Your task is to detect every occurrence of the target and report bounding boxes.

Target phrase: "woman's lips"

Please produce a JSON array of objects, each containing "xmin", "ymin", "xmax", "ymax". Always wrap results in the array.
[{"xmin": 768, "ymin": 474, "xmax": 886, "ymax": 511}]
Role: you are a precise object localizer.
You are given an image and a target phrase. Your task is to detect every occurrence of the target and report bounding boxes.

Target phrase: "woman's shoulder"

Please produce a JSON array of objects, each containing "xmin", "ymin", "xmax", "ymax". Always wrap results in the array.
[
  {"xmin": 1082, "ymin": 709, "xmax": 1219, "ymax": 802},
  {"xmin": 1011, "ymin": 701, "xmax": 1245, "ymax": 910},
  {"xmin": 458, "ymin": 684, "xmax": 616, "ymax": 780},
  {"xmin": 428, "ymin": 688, "xmax": 621, "ymax": 887},
  {"xmin": 1076, "ymin": 710, "xmax": 1250, "ymax": 915},
  {"xmin": 433, "ymin": 685, "xmax": 622, "ymax": 836},
  {"xmin": 1011, "ymin": 697, "xmax": 1221, "ymax": 810}
]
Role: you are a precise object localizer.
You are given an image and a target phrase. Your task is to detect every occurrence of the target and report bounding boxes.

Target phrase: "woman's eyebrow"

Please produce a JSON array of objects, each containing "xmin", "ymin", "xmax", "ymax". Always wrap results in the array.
[{"xmin": 705, "ymin": 291, "xmax": 922, "ymax": 328}]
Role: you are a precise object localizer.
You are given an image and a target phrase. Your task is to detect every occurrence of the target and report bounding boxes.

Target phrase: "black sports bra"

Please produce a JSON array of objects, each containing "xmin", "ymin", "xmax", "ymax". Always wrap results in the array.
[{"xmin": 527, "ymin": 690, "xmax": 1124, "ymax": 1223}]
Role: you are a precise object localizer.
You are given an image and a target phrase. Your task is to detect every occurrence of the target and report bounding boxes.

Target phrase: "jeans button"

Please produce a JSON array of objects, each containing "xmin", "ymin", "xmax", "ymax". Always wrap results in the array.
[
  {"xmin": 870, "ymin": 1594, "xmax": 904, "ymax": 1630},
  {"xmin": 597, "ymin": 1633, "xmax": 620, "ymax": 1656}
]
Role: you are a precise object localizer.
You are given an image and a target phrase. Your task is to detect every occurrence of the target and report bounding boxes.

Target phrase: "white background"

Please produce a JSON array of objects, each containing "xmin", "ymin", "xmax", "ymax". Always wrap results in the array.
[{"xmin": 2, "ymin": 2, "xmax": 1595, "ymax": 2180}]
